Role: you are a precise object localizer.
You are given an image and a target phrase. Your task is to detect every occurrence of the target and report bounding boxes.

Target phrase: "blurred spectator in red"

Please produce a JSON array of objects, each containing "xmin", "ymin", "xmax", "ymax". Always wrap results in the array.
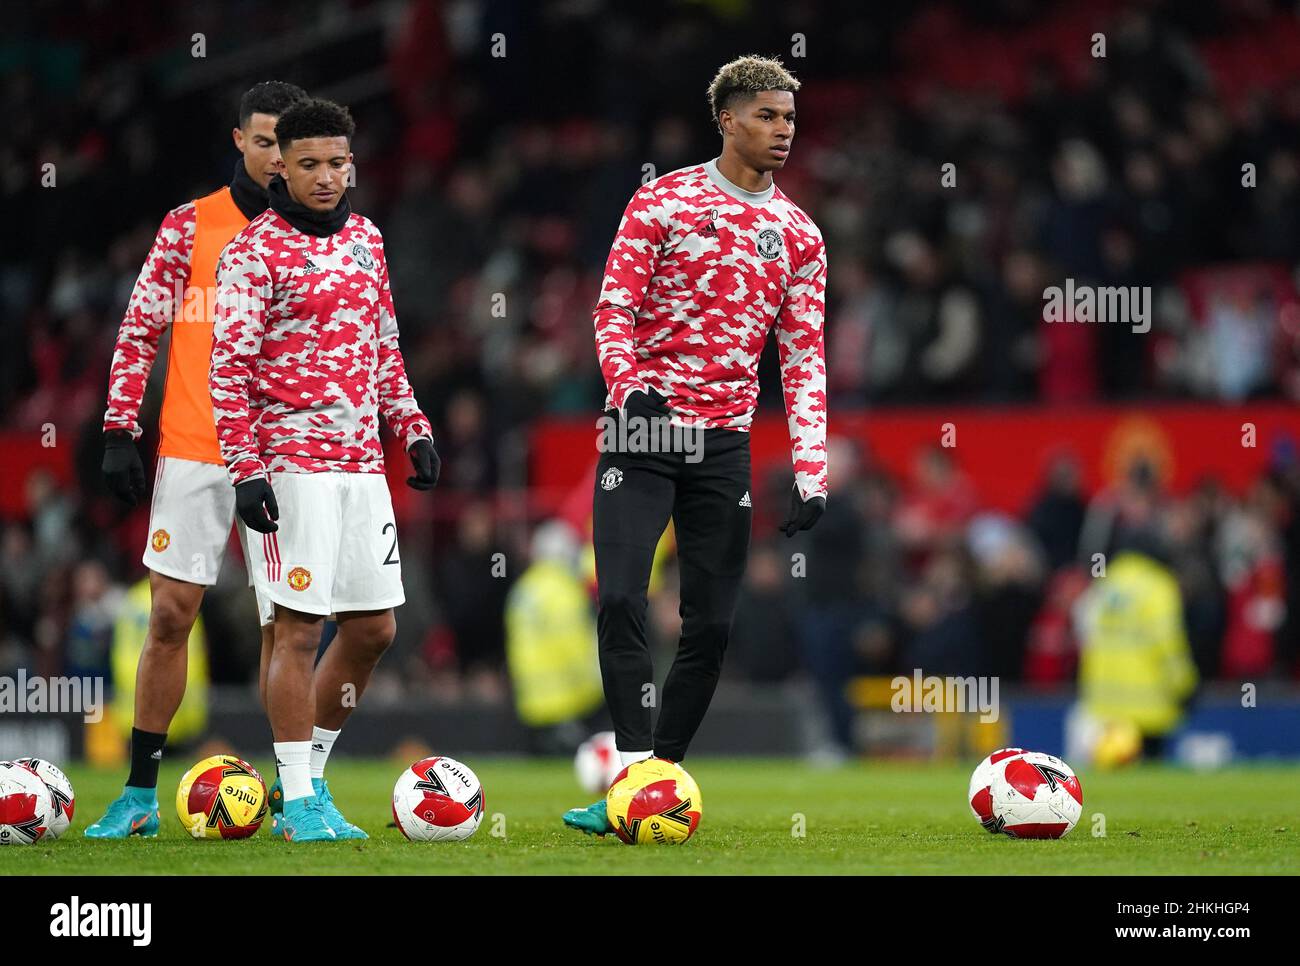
[
  {"xmin": 895, "ymin": 444, "xmax": 978, "ymax": 562},
  {"xmin": 1217, "ymin": 478, "xmax": 1286, "ymax": 677},
  {"xmin": 1023, "ymin": 566, "xmax": 1088, "ymax": 684}
]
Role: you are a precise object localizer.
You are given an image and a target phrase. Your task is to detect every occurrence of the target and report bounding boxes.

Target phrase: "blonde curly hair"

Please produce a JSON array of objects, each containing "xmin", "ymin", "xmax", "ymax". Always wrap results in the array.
[{"xmin": 707, "ymin": 55, "xmax": 801, "ymax": 132}]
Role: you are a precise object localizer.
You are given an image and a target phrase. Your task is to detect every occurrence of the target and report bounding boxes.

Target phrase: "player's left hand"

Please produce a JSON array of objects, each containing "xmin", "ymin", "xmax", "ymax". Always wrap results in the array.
[
  {"xmin": 235, "ymin": 477, "xmax": 279, "ymax": 533},
  {"xmin": 407, "ymin": 438, "xmax": 440, "ymax": 490},
  {"xmin": 780, "ymin": 486, "xmax": 825, "ymax": 537}
]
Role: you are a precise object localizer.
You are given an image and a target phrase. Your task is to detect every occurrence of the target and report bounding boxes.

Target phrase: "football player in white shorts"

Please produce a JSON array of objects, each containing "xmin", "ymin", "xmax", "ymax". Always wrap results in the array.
[
  {"xmin": 86, "ymin": 81, "xmax": 310, "ymax": 840},
  {"xmin": 210, "ymin": 98, "xmax": 439, "ymax": 842}
]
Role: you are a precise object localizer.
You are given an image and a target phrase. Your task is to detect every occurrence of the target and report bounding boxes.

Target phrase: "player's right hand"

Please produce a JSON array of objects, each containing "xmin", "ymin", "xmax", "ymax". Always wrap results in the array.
[
  {"xmin": 407, "ymin": 438, "xmax": 441, "ymax": 491},
  {"xmin": 235, "ymin": 477, "xmax": 279, "ymax": 533},
  {"xmin": 622, "ymin": 387, "xmax": 671, "ymax": 421},
  {"xmin": 102, "ymin": 430, "xmax": 146, "ymax": 506}
]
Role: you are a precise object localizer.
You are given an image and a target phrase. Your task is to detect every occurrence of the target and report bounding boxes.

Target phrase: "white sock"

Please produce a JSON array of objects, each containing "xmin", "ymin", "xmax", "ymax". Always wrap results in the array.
[
  {"xmin": 310, "ymin": 726, "xmax": 341, "ymax": 780},
  {"xmin": 619, "ymin": 749, "xmax": 653, "ymax": 768},
  {"xmin": 274, "ymin": 740, "xmax": 313, "ymax": 803}
]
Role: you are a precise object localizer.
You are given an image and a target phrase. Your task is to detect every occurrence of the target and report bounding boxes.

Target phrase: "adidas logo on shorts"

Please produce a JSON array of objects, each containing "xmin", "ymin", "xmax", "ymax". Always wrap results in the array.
[{"xmin": 739, "ymin": 491, "xmax": 752, "ymax": 508}]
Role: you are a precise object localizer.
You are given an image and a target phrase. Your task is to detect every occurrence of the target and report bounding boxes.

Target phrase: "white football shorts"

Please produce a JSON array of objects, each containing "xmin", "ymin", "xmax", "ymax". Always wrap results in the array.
[
  {"xmin": 243, "ymin": 471, "xmax": 405, "ymax": 619},
  {"xmin": 143, "ymin": 456, "xmax": 275, "ymax": 625},
  {"xmin": 144, "ymin": 456, "xmax": 240, "ymax": 586}
]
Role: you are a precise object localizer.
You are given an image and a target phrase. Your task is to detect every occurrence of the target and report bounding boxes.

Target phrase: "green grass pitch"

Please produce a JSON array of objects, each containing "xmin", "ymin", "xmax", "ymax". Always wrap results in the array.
[{"xmin": 5, "ymin": 758, "xmax": 1298, "ymax": 874}]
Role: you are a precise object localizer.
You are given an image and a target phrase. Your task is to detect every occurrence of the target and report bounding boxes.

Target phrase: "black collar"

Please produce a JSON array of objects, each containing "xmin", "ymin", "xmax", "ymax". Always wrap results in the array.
[
  {"xmin": 267, "ymin": 175, "xmax": 351, "ymax": 236},
  {"xmin": 229, "ymin": 159, "xmax": 268, "ymax": 221}
]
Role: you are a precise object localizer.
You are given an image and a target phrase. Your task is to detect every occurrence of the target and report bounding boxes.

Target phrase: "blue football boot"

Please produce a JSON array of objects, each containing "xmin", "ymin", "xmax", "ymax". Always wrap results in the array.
[
  {"xmin": 278, "ymin": 796, "xmax": 337, "ymax": 842},
  {"xmin": 562, "ymin": 799, "xmax": 614, "ymax": 836},
  {"xmin": 314, "ymin": 778, "xmax": 368, "ymax": 840},
  {"xmin": 83, "ymin": 787, "xmax": 161, "ymax": 839}
]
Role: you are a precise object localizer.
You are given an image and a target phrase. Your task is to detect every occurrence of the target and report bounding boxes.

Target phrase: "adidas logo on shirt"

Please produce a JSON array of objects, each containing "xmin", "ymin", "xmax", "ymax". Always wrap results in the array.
[
  {"xmin": 302, "ymin": 258, "xmax": 321, "ymax": 272},
  {"xmin": 150, "ymin": 750, "xmax": 162, "ymax": 760},
  {"xmin": 739, "ymin": 491, "xmax": 752, "ymax": 508}
]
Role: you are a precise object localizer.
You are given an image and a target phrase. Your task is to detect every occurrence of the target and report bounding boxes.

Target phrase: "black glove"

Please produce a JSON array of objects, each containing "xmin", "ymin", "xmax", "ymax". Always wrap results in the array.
[
  {"xmin": 102, "ymin": 430, "xmax": 146, "ymax": 506},
  {"xmin": 780, "ymin": 485, "xmax": 826, "ymax": 537},
  {"xmin": 235, "ymin": 477, "xmax": 279, "ymax": 533},
  {"xmin": 621, "ymin": 388, "xmax": 670, "ymax": 422},
  {"xmin": 407, "ymin": 438, "xmax": 440, "ymax": 490}
]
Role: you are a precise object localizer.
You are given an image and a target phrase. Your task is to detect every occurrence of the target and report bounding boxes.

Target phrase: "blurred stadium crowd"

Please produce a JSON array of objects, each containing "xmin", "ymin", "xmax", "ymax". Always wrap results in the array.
[{"xmin": 3, "ymin": 1, "xmax": 1300, "ymax": 748}]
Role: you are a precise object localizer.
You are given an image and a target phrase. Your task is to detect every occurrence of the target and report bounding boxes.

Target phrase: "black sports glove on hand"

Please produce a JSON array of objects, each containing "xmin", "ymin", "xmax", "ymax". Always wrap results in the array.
[
  {"xmin": 621, "ymin": 388, "xmax": 670, "ymax": 422},
  {"xmin": 235, "ymin": 477, "xmax": 279, "ymax": 533},
  {"xmin": 102, "ymin": 430, "xmax": 146, "ymax": 506},
  {"xmin": 780, "ymin": 485, "xmax": 826, "ymax": 538},
  {"xmin": 407, "ymin": 438, "xmax": 440, "ymax": 490}
]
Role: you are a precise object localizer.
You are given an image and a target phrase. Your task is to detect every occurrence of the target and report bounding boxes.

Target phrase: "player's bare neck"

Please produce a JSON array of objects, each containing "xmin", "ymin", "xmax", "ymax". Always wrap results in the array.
[{"xmin": 716, "ymin": 149, "xmax": 772, "ymax": 194}]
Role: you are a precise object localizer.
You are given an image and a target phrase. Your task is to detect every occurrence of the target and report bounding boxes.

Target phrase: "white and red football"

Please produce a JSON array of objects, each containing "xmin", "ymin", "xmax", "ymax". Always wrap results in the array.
[
  {"xmin": 574, "ymin": 731, "xmax": 621, "ymax": 795},
  {"xmin": 392, "ymin": 756, "xmax": 485, "ymax": 842},
  {"xmin": 967, "ymin": 748, "xmax": 1027, "ymax": 832},
  {"xmin": 14, "ymin": 757, "xmax": 75, "ymax": 839},
  {"xmin": 988, "ymin": 751, "xmax": 1084, "ymax": 839},
  {"xmin": 0, "ymin": 760, "xmax": 55, "ymax": 845}
]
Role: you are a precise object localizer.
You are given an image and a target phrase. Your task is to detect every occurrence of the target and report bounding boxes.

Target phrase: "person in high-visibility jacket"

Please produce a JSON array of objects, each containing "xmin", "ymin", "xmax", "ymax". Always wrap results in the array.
[
  {"xmin": 111, "ymin": 578, "xmax": 209, "ymax": 747},
  {"xmin": 1076, "ymin": 548, "xmax": 1198, "ymax": 755},
  {"xmin": 505, "ymin": 522, "xmax": 604, "ymax": 732}
]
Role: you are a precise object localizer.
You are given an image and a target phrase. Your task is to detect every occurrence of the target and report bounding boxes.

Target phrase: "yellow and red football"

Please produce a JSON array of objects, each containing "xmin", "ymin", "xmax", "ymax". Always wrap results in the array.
[
  {"xmin": 605, "ymin": 758, "xmax": 702, "ymax": 845},
  {"xmin": 175, "ymin": 755, "xmax": 267, "ymax": 840}
]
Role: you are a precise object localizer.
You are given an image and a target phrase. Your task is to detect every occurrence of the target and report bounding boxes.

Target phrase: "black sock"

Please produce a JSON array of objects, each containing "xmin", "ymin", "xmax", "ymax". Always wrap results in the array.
[{"xmin": 126, "ymin": 727, "xmax": 167, "ymax": 789}]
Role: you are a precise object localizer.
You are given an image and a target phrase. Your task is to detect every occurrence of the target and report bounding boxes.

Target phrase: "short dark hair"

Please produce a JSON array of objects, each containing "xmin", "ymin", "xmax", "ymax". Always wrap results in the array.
[
  {"xmin": 238, "ymin": 81, "xmax": 309, "ymax": 128},
  {"xmin": 274, "ymin": 98, "xmax": 356, "ymax": 150},
  {"xmin": 707, "ymin": 55, "xmax": 801, "ymax": 132}
]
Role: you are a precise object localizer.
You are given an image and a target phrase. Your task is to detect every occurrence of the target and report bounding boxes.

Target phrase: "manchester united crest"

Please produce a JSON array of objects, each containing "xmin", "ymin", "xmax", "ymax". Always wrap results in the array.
[
  {"xmin": 150, "ymin": 529, "xmax": 170, "ymax": 553},
  {"xmin": 600, "ymin": 467, "xmax": 623, "ymax": 491},
  {"xmin": 350, "ymin": 243, "xmax": 375, "ymax": 271},
  {"xmin": 287, "ymin": 566, "xmax": 313, "ymax": 592},
  {"xmin": 755, "ymin": 227, "xmax": 784, "ymax": 261}
]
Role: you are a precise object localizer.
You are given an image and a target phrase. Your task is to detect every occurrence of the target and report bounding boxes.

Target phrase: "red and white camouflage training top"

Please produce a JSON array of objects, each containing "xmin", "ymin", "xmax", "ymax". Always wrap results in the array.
[
  {"xmin": 593, "ymin": 158, "xmax": 828, "ymax": 500},
  {"xmin": 103, "ymin": 202, "xmax": 196, "ymax": 437},
  {"xmin": 209, "ymin": 210, "xmax": 432, "ymax": 485}
]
